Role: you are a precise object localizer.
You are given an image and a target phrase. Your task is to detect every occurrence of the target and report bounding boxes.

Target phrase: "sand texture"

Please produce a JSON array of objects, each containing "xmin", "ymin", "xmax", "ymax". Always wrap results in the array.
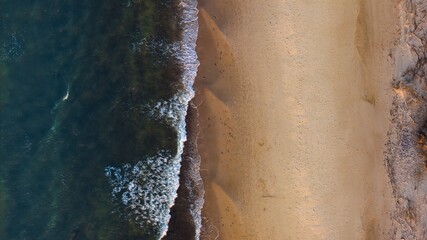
[{"xmin": 194, "ymin": 0, "xmax": 406, "ymax": 239}]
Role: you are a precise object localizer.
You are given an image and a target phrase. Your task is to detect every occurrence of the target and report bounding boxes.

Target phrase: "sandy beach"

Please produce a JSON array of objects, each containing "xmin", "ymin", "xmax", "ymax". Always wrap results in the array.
[{"xmin": 194, "ymin": 0, "xmax": 399, "ymax": 239}]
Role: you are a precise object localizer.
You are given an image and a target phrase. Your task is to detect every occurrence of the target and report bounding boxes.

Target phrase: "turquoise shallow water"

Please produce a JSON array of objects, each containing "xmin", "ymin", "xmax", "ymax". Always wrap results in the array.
[{"xmin": 0, "ymin": 0, "xmax": 199, "ymax": 239}]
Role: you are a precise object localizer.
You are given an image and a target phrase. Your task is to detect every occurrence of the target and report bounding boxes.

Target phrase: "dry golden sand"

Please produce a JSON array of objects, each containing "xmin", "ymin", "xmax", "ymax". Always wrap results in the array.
[{"xmin": 195, "ymin": 0, "xmax": 398, "ymax": 239}]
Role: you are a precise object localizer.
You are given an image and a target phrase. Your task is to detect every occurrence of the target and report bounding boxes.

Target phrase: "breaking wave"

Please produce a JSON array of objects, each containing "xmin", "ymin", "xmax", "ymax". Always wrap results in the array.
[{"xmin": 104, "ymin": 0, "xmax": 200, "ymax": 238}]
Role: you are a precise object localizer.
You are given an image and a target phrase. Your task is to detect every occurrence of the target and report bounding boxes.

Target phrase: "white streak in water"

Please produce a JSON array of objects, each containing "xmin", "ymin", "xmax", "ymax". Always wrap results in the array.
[{"xmin": 62, "ymin": 84, "xmax": 70, "ymax": 101}]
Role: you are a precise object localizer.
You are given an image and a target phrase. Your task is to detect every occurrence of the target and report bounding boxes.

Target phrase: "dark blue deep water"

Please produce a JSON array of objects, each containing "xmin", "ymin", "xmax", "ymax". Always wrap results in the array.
[{"xmin": 0, "ymin": 0, "xmax": 199, "ymax": 239}]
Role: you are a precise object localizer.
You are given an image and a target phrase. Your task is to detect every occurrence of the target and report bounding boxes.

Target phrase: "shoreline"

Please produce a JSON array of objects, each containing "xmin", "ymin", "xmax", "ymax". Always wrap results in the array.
[
  {"xmin": 195, "ymin": 0, "xmax": 399, "ymax": 239},
  {"xmin": 167, "ymin": 103, "xmax": 204, "ymax": 240}
]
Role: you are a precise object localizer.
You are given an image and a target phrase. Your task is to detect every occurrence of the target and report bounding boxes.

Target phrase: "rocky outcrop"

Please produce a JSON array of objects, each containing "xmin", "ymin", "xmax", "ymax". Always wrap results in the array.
[{"xmin": 387, "ymin": 1, "xmax": 427, "ymax": 239}]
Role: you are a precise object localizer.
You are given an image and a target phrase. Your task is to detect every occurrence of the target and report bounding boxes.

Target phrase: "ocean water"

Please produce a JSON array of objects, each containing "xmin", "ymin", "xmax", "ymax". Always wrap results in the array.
[{"xmin": 0, "ymin": 0, "xmax": 199, "ymax": 239}]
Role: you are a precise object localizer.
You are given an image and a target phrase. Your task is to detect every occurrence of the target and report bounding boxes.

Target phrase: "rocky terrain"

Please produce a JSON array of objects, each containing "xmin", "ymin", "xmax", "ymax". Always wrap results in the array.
[{"xmin": 386, "ymin": 0, "xmax": 427, "ymax": 238}]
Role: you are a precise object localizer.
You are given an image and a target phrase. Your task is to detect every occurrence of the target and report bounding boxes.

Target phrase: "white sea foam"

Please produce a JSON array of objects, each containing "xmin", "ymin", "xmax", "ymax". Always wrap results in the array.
[
  {"xmin": 1, "ymin": 33, "xmax": 23, "ymax": 62},
  {"xmin": 105, "ymin": 0, "xmax": 200, "ymax": 239},
  {"xmin": 131, "ymin": 36, "xmax": 180, "ymax": 58},
  {"xmin": 105, "ymin": 151, "xmax": 180, "ymax": 233}
]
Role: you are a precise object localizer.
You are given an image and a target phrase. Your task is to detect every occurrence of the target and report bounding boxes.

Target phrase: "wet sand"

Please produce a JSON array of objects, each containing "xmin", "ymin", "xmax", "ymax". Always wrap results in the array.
[{"xmin": 195, "ymin": 0, "xmax": 398, "ymax": 239}]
